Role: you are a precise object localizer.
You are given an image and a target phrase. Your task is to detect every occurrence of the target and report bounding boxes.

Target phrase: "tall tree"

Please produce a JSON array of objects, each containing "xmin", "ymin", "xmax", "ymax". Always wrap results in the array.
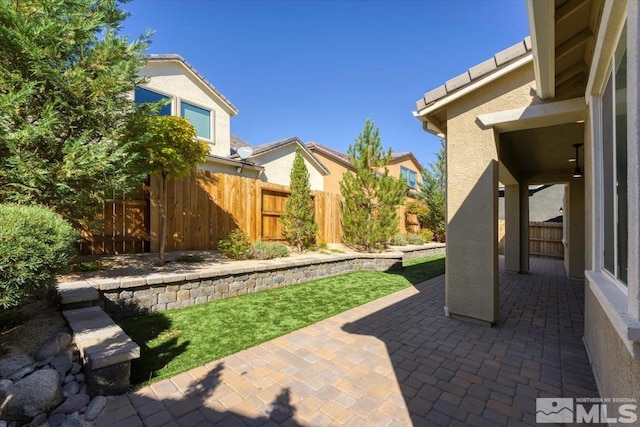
[
  {"xmin": 280, "ymin": 148, "xmax": 318, "ymax": 253},
  {"xmin": 0, "ymin": 0, "xmax": 150, "ymax": 224},
  {"xmin": 419, "ymin": 139, "xmax": 446, "ymax": 242},
  {"xmin": 340, "ymin": 120, "xmax": 406, "ymax": 252},
  {"xmin": 124, "ymin": 115, "xmax": 208, "ymax": 264}
]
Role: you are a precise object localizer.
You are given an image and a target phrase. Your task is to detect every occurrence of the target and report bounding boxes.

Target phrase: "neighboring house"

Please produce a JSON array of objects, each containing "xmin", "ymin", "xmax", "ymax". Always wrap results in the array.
[
  {"xmin": 231, "ymin": 137, "xmax": 329, "ymax": 191},
  {"xmin": 306, "ymin": 142, "xmax": 423, "ymax": 195},
  {"xmin": 498, "ymin": 184, "xmax": 564, "ymax": 223},
  {"xmin": 136, "ymin": 54, "xmax": 263, "ymax": 178},
  {"xmin": 414, "ymin": 0, "xmax": 638, "ymax": 403}
]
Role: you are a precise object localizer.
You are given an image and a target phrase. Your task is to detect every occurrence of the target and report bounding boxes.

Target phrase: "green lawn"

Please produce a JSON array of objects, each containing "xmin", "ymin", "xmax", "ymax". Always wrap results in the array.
[{"xmin": 120, "ymin": 254, "xmax": 445, "ymax": 386}]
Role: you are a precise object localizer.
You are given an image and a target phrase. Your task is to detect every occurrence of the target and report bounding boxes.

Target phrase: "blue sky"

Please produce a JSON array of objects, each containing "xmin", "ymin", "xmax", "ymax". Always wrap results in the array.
[{"xmin": 121, "ymin": 0, "xmax": 529, "ymax": 168}]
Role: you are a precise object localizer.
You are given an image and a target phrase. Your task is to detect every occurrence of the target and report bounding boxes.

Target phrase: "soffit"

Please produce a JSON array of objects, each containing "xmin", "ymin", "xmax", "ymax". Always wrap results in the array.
[{"xmin": 554, "ymin": 0, "xmax": 604, "ymax": 98}]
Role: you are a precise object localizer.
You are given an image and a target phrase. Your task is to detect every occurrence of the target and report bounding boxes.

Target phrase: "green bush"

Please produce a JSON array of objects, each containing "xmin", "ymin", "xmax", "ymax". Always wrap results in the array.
[
  {"xmin": 407, "ymin": 233, "xmax": 426, "ymax": 245},
  {"xmin": 0, "ymin": 204, "xmax": 77, "ymax": 308},
  {"xmin": 317, "ymin": 241, "xmax": 328, "ymax": 250},
  {"xmin": 390, "ymin": 234, "xmax": 408, "ymax": 246},
  {"xmin": 420, "ymin": 229, "xmax": 434, "ymax": 242},
  {"xmin": 217, "ymin": 229, "xmax": 251, "ymax": 260},
  {"xmin": 251, "ymin": 241, "xmax": 289, "ymax": 260}
]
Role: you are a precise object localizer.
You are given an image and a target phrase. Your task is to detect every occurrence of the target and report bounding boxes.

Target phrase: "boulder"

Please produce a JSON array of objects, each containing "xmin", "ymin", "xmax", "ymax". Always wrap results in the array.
[
  {"xmin": 0, "ymin": 355, "xmax": 34, "ymax": 378},
  {"xmin": 84, "ymin": 396, "xmax": 107, "ymax": 421},
  {"xmin": 74, "ymin": 374, "xmax": 84, "ymax": 384},
  {"xmin": 48, "ymin": 413, "xmax": 67, "ymax": 427},
  {"xmin": 34, "ymin": 332, "xmax": 72, "ymax": 361},
  {"xmin": 0, "ymin": 368, "xmax": 63, "ymax": 423},
  {"xmin": 70, "ymin": 363, "xmax": 81, "ymax": 375},
  {"xmin": 50, "ymin": 394, "xmax": 89, "ymax": 416},
  {"xmin": 63, "ymin": 375, "xmax": 75, "ymax": 384},
  {"xmin": 30, "ymin": 413, "xmax": 47, "ymax": 426},
  {"xmin": 0, "ymin": 379, "xmax": 12, "ymax": 401}
]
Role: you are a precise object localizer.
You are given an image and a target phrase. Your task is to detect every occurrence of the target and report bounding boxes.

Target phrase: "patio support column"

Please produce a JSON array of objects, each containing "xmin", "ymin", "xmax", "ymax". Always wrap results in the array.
[
  {"xmin": 567, "ymin": 179, "xmax": 585, "ymax": 278},
  {"xmin": 504, "ymin": 184, "xmax": 521, "ymax": 272},
  {"xmin": 519, "ymin": 181, "xmax": 530, "ymax": 273},
  {"xmin": 445, "ymin": 124, "xmax": 499, "ymax": 325}
]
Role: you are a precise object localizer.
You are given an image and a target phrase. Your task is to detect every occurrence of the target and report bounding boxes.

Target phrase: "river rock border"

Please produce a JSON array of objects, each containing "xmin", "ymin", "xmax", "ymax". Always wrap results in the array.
[{"xmin": 61, "ymin": 245, "xmax": 445, "ymax": 318}]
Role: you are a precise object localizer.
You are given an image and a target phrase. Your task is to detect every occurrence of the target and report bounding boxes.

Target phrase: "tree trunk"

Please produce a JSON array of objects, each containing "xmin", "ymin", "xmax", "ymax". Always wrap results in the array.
[{"xmin": 159, "ymin": 173, "xmax": 168, "ymax": 265}]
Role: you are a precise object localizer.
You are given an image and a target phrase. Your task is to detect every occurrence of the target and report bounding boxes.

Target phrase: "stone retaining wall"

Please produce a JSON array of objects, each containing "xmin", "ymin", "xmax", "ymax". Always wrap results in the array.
[
  {"xmin": 398, "ymin": 244, "xmax": 446, "ymax": 261},
  {"xmin": 63, "ymin": 244, "xmax": 445, "ymax": 318}
]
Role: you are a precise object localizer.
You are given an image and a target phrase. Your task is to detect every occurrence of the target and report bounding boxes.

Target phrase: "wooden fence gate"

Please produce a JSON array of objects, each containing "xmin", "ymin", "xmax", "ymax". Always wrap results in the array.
[{"xmin": 498, "ymin": 220, "xmax": 564, "ymax": 258}]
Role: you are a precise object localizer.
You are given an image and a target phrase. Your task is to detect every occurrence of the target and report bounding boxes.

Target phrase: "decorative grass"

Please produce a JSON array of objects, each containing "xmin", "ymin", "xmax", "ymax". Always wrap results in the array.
[{"xmin": 120, "ymin": 254, "xmax": 445, "ymax": 386}]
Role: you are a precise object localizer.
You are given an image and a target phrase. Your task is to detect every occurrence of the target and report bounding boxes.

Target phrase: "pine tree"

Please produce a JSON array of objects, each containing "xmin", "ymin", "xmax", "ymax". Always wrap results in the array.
[
  {"xmin": 340, "ymin": 120, "xmax": 406, "ymax": 251},
  {"xmin": 0, "ymin": 0, "xmax": 150, "ymax": 224},
  {"xmin": 281, "ymin": 148, "xmax": 318, "ymax": 253},
  {"xmin": 419, "ymin": 139, "xmax": 446, "ymax": 242}
]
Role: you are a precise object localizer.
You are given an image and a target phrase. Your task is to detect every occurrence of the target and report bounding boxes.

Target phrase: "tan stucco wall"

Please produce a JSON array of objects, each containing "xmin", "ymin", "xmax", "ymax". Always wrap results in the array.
[
  {"xmin": 139, "ymin": 62, "xmax": 232, "ymax": 158},
  {"xmin": 254, "ymin": 146, "xmax": 325, "ymax": 191},
  {"xmin": 312, "ymin": 151, "xmax": 352, "ymax": 195},
  {"xmin": 584, "ymin": 287, "xmax": 640, "ymax": 415},
  {"xmin": 443, "ymin": 63, "xmax": 541, "ymax": 323}
]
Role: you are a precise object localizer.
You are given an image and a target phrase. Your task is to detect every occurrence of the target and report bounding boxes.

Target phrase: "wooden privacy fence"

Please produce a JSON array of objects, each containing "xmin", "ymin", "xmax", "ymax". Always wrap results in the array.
[
  {"xmin": 497, "ymin": 220, "xmax": 564, "ymax": 258},
  {"xmin": 81, "ymin": 171, "xmax": 420, "ymax": 254}
]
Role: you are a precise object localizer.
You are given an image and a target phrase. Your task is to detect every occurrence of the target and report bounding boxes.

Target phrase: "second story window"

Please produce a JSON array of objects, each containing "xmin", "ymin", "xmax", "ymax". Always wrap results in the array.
[
  {"xmin": 134, "ymin": 87, "xmax": 172, "ymax": 116},
  {"xmin": 400, "ymin": 166, "xmax": 417, "ymax": 189},
  {"xmin": 180, "ymin": 101, "xmax": 211, "ymax": 140}
]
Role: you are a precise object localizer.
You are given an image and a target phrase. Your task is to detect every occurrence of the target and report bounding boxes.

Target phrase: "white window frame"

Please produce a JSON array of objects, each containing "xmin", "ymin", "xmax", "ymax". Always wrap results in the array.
[
  {"xmin": 585, "ymin": 3, "xmax": 640, "ymax": 358},
  {"xmin": 177, "ymin": 97, "xmax": 215, "ymax": 144}
]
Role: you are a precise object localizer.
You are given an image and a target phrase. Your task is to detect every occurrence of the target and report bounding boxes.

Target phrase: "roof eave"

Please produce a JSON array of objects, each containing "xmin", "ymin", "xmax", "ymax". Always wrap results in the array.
[
  {"xmin": 526, "ymin": 0, "xmax": 556, "ymax": 100},
  {"xmin": 414, "ymin": 54, "xmax": 534, "ymax": 137},
  {"xmin": 145, "ymin": 55, "xmax": 239, "ymax": 116}
]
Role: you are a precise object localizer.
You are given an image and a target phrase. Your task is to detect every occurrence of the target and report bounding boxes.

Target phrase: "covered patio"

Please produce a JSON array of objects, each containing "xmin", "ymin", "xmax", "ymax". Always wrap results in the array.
[{"xmin": 95, "ymin": 257, "xmax": 598, "ymax": 426}]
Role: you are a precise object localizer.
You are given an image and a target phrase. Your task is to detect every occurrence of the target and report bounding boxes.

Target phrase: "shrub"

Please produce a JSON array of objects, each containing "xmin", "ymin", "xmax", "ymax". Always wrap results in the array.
[
  {"xmin": 317, "ymin": 241, "xmax": 328, "ymax": 250},
  {"xmin": 0, "ymin": 204, "xmax": 77, "ymax": 308},
  {"xmin": 217, "ymin": 229, "xmax": 251, "ymax": 260},
  {"xmin": 407, "ymin": 233, "xmax": 426, "ymax": 245},
  {"xmin": 251, "ymin": 241, "xmax": 289, "ymax": 260},
  {"xmin": 420, "ymin": 229, "xmax": 435, "ymax": 242},
  {"xmin": 390, "ymin": 234, "xmax": 408, "ymax": 246}
]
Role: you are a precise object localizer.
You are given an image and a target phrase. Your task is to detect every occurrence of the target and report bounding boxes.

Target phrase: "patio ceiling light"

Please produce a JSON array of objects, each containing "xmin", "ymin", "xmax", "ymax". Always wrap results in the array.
[{"xmin": 572, "ymin": 143, "xmax": 583, "ymax": 178}]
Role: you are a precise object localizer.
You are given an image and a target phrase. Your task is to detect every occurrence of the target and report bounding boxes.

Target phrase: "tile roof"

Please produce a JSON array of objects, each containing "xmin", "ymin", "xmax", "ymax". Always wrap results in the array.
[
  {"xmin": 231, "ymin": 137, "xmax": 330, "ymax": 175},
  {"xmin": 305, "ymin": 142, "xmax": 352, "ymax": 167},
  {"xmin": 145, "ymin": 54, "xmax": 239, "ymax": 114},
  {"xmin": 230, "ymin": 134, "xmax": 252, "ymax": 156},
  {"xmin": 415, "ymin": 37, "xmax": 532, "ymax": 112}
]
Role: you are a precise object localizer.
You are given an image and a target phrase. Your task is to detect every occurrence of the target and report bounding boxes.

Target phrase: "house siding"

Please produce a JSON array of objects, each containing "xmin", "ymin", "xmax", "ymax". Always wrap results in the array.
[
  {"xmin": 138, "ymin": 61, "xmax": 232, "ymax": 158},
  {"xmin": 255, "ymin": 146, "xmax": 325, "ymax": 191},
  {"xmin": 308, "ymin": 150, "xmax": 351, "ymax": 194}
]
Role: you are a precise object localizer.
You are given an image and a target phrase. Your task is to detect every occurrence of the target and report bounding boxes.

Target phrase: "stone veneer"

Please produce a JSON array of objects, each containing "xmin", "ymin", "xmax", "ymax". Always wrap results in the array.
[{"xmin": 61, "ymin": 244, "xmax": 445, "ymax": 318}]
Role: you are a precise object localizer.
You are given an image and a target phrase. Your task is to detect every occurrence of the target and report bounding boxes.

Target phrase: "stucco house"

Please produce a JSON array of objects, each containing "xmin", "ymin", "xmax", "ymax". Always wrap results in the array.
[
  {"xmin": 414, "ymin": 0, "xmax": 638, "ymax": 402},
  {"xmin": 230, "ymin": 136, "xmax": 329, "ymax": 191},
  {"xmin": 306, "ymin": 142, "xmax": 423, "ymax": 195},
  {"xmin": 136, "ymin": 54, "xmax": 263, "ymax": 178}
]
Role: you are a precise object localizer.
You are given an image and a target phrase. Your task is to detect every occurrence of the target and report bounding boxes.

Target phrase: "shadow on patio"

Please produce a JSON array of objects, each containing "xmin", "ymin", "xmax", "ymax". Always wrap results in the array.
[{"xmin": 342, "ymin": 256, "xmax": 599, "ymax": 426}]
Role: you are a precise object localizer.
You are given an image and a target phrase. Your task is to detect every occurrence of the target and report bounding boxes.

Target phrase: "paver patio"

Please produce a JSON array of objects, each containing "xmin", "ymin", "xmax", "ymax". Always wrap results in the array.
[{"xmin": 95, "ymin": 257, "xmax": 599, "ymax": 426}]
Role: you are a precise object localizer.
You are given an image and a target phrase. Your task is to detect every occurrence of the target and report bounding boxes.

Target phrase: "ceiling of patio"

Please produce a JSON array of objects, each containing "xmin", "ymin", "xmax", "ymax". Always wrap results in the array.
[
  {"xmin": 499, "ymin": 122, "xmax": 584, "ymax": 184},
  {"xmin": 553, "ymin": 0, "xmax": 604, "ymax": 98}
]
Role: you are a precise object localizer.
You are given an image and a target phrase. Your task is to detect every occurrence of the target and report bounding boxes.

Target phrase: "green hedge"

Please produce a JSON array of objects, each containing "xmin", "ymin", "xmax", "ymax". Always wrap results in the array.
[{"xmin": 0, "ymin": 204, "xmax": 77, "ymax": 308}]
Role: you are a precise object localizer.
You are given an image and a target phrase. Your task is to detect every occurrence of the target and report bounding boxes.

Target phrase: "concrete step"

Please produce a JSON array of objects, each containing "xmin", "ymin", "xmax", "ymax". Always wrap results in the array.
[{"xmin": 58, "ymin": 282, "xmax": 100, "ymax": 310}]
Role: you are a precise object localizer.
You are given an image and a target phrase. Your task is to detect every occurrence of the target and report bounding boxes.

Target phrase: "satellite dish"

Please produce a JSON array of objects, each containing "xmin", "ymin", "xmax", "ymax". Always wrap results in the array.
[{"xmin": 237, "ymin": 146, "xmax": 254, "ymax": 160}]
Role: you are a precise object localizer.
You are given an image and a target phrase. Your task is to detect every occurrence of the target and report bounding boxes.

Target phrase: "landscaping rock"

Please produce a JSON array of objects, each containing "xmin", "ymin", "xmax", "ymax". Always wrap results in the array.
[
  {"xmin": 35, "ymin": 357, "xmax": 53, "ymax": 369},
  {"xmin": 51, "ymin": 350, "xmax": 73, "ymax": 376},
  {"xmin": 63, "ymin": 374, "xmax": 75, "ymax": 384},
  {"xmin": 50, "ymin": 394, "xmax": 89, "ymax": 416},
  {"xmin": 48, "ymin": 413, "xmax": 67, "ymax": 427},
  {"xmin": 62, "ymin": 381, "xmax": 80, "ymax": 397},
  {"xmin": 0, "ymin": 421, "xmax": 5, "ymax": 427},
  {"xmin": 7, "ymin": 365, "xmax": 34, "ymax": 382},
  {"xmin": 34, "ymin": 332, "xmax": 72, "ymax": 361},
  {"xmin": 70, "ymin": 363, "xmax": 81, "ymax": 375},
  {"xmin": 0, "ymin": 354, "xmax": 34, "ymax": 378},
  {"xmin": 60, "ymin": 412, "xmax": 85, "ymax": 427},
  {"xmin": 74, "ymin": 373, "xmax": 84, "ymax": 383},
  {"xmin": 84, "ymin": 396, "xmax": 106, "ymax": 421},
  {"xmin": 0, "ymin": 368, "xmax": 62, "ymax": 423},
  {"xmin": 30, "ymin": 413, "xmax": 47, "ymax": 426}
]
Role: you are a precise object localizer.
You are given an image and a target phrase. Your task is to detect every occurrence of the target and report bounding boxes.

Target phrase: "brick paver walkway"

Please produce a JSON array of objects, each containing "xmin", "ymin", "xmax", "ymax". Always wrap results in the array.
[{"xmin": 95, "ymin": 257, "xmax": 599, "ymax": 426}]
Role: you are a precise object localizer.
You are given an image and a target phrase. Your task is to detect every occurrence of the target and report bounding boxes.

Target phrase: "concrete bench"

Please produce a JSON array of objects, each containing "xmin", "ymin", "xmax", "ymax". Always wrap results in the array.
[{"xmin": 62, "ymin": 306, "xmax": 140, "ymax": 396}]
